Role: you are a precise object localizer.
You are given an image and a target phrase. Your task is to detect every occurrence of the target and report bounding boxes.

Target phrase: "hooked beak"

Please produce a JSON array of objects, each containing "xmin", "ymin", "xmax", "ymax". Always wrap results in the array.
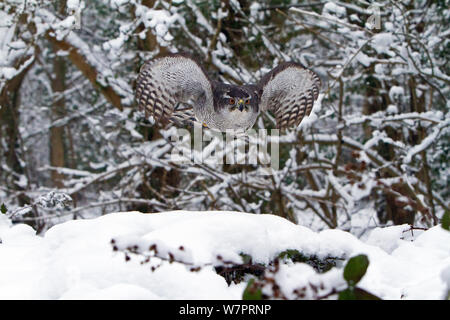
[{"xmin": 238, "ymin": 99, "xmax": 244, "ymax": 112}]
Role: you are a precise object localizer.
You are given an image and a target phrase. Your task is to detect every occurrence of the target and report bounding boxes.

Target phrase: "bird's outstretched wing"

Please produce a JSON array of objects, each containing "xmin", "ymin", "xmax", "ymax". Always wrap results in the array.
[
  {"xmin": 258, "ymin": 62, "xmax": 321, "ymax": 129},
  {"xmin": 136, "ymin": 53, "xmax": 213, "ymax": 126},
  {"xmin": 169, "ymin": 103, "xmax": 198, "ymax": 128}
]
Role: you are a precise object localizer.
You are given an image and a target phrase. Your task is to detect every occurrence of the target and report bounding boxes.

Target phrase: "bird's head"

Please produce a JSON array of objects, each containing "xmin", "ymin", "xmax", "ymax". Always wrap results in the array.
[{"xmin": 214, "ymin": 84, "xmax": 259, "ymax": 114}]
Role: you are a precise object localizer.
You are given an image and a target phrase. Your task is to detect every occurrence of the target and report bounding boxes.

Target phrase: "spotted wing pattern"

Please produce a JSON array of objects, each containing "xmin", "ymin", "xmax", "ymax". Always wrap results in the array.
[
  {"xmin": 258, "ymin": 62, "xmax": 321, "ymax": 129},
  {"xmin": 136, "ymin": 54, "xmax": 213, "ymax": 126},
  {"xmin": 169, "ymin": 104, "xmax": 198, "ymax": 127}
]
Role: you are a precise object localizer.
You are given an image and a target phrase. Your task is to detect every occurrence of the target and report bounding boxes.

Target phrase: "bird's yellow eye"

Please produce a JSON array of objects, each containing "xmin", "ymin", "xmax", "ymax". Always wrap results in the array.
[
  {"xmin": 245, "ymin": 99, "xmax": 250, "ymax": 104},
  {"xmin": 229, "ymin": 98, "xmax": 235, "ymax": 105}
]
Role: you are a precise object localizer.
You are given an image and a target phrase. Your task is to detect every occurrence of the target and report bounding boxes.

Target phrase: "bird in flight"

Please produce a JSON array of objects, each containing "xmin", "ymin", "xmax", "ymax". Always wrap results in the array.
[{"xmin": 136, "ymin": 53, "xmax": 321, "ymax": 131}]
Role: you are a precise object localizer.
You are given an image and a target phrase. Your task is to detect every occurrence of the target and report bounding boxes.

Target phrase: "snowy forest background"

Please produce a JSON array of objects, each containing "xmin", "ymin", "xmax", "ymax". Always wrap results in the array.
[
  {"xmin": 0, "ymin": 0, "xmax": 449, "ymax": 300},
  {"xmin": 1, "ymin": 0, "xmax": 448, "ymax": 234}
]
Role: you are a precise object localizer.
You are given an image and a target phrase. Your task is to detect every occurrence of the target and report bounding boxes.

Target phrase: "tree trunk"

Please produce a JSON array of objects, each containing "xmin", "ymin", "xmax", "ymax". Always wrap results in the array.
[
  {"xmin": 48, "ymin": 1, "xmax": 69, "ymax": 188},
  {"xmin": 49, "ymin": 51, "xmax": 67, "ymax": 188}
]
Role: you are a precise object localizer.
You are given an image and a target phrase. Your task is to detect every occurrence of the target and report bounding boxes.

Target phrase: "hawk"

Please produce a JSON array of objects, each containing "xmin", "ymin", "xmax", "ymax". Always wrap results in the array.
[{"xmin": 136, "ymin": 53, "xmax": 321, "ymax": 131}]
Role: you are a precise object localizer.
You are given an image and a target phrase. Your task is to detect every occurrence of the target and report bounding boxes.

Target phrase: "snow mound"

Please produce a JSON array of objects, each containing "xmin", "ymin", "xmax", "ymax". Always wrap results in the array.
[{"xmin": 0, "ymin": 211, "xmax": 448, "ymax": 299}]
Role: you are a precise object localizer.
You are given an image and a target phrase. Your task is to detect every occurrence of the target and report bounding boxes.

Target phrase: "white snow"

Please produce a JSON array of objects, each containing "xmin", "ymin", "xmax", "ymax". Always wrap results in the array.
[
  {"xmin": 366, "ymin": 224, "xmax": 411, "ymax": 253},
  {"xmin": 389, "ymin": 86, "xmax": 404, "ymax": 101},
  {"xmin": 137, "ymin": 8, "xmax": 178, "ymax": 46},
  {"xmin": 386, "ymin": 104, "xmax": 398, "ymax": 114},
  {"xmin": 67, "ymin": 0, "xmax": 80, "ymax": 10},
  {"xmin": 372, "ymin": 33, "xmax": 395, "ymax": 55},
  {"xmin": 0, "ymin": 211, "xmax": 448, "ymax": 300},
  {"xmin": 271, "ymin": 263, "xmax": 346, "ymax": 299},
  {"xmin": 403, "ymin": 118, "xmax": 450, "ymax": 164},
  {"xmin": 356, "ymin": 52, "xmax": 374, "ymax": 67},
  {"xmin": 323, "ymin": 2, "xmax": 347, "ymax": 18}
]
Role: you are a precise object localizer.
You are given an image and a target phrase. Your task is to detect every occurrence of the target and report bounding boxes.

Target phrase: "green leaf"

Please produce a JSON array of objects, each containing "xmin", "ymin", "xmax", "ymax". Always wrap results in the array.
[
  {"xmin": 352, "ymin": 287, "xmax": 382, "ymax": 300},
  {"xmin": 338, "ymin": 288, "xmax": 357, "ymax": 300},
  {"xmin": 0, "ymin": 203, "xmax": 7, "ymax": 214},
  {"xmin": 242, "ymin": 278, "xmax": 262, "ymax": 300},
  {"xmin": 343, "ymin": 254, "xmax": 369, "ymax": 286},
  {"xmin": 240, "ymin": 253, "xmax": 252, "ymax": 264},
  {"xmin": 442, "ymin": 210, "xmax": 450, "ymax": 231},
  {"xmin": 278, "ymin": 249, "xmax": 306, "ymax": 261},
  {"xmin": 338, "ymin": 287, "xmax": 381, "ymax": 300}
]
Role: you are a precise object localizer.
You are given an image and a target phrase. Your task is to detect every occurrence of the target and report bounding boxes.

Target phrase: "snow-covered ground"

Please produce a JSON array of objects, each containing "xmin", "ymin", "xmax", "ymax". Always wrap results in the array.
[{"xmin": 0, "ymin": 211, "xmax": 448, "ymax": 300}]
